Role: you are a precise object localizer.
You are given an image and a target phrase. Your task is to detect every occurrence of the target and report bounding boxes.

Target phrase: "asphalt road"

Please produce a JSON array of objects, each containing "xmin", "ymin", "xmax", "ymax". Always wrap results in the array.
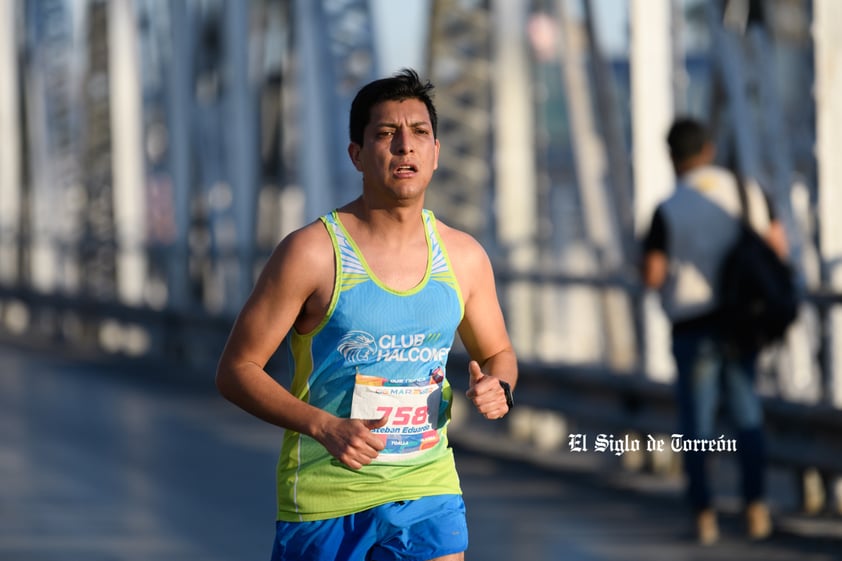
[{"xmin": 1, "ymin": 344, "xmax": 840, "ymax": 561}]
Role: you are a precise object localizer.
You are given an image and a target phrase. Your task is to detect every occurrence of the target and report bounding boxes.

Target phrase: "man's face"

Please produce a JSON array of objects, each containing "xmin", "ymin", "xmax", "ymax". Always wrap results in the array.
[{"xmin": 348, "ymin": 98, "xmax": 440, "ymax": 204}]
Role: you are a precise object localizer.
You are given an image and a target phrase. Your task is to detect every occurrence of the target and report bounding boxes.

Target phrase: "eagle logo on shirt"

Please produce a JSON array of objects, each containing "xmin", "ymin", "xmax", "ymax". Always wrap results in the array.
[{"xmin": 337, "ymin": 331, "xmax": 377, "ymax": 364}]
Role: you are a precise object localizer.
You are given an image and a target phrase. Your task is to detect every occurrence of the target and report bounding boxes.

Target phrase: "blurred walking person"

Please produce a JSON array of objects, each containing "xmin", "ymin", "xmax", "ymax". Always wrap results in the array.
[{"xmin": 641, "ymin": 117, "xmax": 787, "ymax": 544}]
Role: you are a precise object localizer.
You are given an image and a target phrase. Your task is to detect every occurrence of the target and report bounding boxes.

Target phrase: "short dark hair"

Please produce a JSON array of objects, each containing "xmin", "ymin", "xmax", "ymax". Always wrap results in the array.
[
  {"xmin": 348, "ymin": 68, "xmax": 438, "ymax": 146},
  {"xmin": 666, "ymin": 117, "xmax": 711, "ymax": 163}
]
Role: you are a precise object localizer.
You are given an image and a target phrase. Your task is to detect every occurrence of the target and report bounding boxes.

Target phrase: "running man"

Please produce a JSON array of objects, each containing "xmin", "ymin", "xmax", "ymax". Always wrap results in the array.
[{"xmin": 216, "ymin": 68, "xmax": 518, "ymax": 561}]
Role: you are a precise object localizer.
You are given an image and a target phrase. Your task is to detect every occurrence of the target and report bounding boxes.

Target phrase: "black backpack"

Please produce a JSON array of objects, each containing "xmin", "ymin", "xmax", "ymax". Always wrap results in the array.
[{"xmin": 717, "ymin": 176, "xmax": 799, "ymax": 354}]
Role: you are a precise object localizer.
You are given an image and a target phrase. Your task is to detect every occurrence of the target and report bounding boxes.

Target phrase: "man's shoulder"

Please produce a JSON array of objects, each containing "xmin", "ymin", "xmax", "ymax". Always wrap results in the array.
[
  {"xmin": 283, "ymin": 217, "xmax": 332, "ymax": 245},
  {"xmin": 665, "ymin": 165, "xmax": 738, "ymax": 207},
  {"xmin": 270, "ymin": 219, "xmax": 334, "ymax": 269},
  {"xmin": 428, "ymin": 215, "xmax": 494, "ymax": 292},
  {"xmin": 684, "ymin": 163, "xmax": 732, "ymax": 182},
  {"xmin": 431, "ymin": 216, "xmax": 484, "ymax": 255}
]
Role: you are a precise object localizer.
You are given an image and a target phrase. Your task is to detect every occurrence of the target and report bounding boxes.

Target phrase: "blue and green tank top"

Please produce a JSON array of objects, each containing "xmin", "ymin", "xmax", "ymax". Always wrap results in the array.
[{"xmin": 276, "ymin": 209, "xmax": 465, "ymax": 522}]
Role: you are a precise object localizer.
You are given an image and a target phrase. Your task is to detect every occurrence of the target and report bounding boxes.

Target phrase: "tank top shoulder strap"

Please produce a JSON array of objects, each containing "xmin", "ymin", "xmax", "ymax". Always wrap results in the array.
[
  {"xmin": 320, "ymin": 210, "xmax": 369, "ymax": 291},
  {"xmin": 422, "ymin": 210, "xmax": 463, "ymax": 302}
]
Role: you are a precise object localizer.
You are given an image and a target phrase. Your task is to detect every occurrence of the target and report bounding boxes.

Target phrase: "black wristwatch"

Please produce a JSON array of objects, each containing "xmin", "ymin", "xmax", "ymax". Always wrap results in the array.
[{"xmin": 498, "ymin": 380, "xmax": 514, "ymax": 411}]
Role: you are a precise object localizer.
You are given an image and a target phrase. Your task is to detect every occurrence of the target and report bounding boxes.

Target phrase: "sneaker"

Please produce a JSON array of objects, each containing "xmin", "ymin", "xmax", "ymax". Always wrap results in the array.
[
  {"xmin": 696, "ymin": 508, "xmax": 719, "ymax": 545},
  {"xmin": 746, "ymin": 501, "xmax": 772, "ymax": 540}
]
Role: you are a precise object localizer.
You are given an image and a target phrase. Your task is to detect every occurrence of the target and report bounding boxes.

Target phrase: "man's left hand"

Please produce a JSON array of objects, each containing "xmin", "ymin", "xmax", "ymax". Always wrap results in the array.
[{"xmin": 465, "ymin": 360, "xmax": 511, "ymax": 420}]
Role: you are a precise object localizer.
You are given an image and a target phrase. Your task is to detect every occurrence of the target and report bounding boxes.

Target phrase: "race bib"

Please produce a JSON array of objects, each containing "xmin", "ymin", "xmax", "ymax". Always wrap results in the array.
[{"xmin": 350, "ymin": 372, "xmax": 443, "ymax": 460}]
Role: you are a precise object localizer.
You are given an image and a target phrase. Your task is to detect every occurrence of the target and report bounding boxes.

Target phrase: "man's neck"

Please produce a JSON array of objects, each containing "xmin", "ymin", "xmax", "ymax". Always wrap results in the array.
[
  {"xmin": 342, "ymin": 197, "xmax": 425, "ymax": 245},
  {"xmin": 675, "ymin": 156, "xmax": 709, "ymax": 176}
]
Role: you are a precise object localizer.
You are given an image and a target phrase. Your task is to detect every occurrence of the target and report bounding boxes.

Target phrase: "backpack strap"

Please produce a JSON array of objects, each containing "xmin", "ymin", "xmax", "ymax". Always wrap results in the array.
[
  {"xmin": 733, "ymin": 171, "xmax": 750, "ymax": 224},
  {"xmin": 733, "ymin": 171, "xmax": 776, "ymax": 227}
]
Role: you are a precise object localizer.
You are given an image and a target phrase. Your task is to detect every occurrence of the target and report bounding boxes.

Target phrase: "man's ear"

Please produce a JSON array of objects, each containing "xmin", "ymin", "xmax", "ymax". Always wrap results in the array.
[{"xmin": 348, "ymin": 142, "xmax": 363, "ymax": 171}]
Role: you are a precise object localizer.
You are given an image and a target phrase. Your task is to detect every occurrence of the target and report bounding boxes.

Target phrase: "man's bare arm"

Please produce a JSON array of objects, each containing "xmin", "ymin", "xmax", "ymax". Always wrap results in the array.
[
  {"xmin": 444, "ymin": 227, "xmax": 517, "ymax": 419},
  {"xmin": 642, "ymin": 250, "xmax": 668, "ymax": 289},
  {"xmin": 215, "ymin": 223, "xmax": 385, "ymax": 468}
]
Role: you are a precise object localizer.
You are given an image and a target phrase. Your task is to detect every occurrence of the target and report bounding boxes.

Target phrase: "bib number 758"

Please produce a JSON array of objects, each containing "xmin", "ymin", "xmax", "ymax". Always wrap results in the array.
[{"xmin": 376, "ymin": 405, "xmax": 429, "ymax": 426}]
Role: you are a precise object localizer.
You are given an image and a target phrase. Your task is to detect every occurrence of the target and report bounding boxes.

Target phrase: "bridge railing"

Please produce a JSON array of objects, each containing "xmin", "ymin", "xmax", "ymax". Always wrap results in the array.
[
  {"xmin": 0, "ymin": 268, "xmax": 840, "ymax": 514},
  {"xmin": 448, "ymin": 267, "xmax": 842, "ymax": 516}
]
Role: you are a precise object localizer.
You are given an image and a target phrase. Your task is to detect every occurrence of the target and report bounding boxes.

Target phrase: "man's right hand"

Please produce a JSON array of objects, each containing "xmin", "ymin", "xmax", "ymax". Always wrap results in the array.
[{"xmin": 317, "ymin": 416, "xmax": 388, "ymax": 470}]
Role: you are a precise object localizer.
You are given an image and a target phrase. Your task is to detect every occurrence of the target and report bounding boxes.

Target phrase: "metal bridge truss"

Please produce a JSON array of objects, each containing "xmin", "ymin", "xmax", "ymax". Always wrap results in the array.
[
  {"xmin": 425, "ymin": 0, "xmax": 494, "ymax": 240},
  {"xmin": 1, "ymin": 0, "xmax": 841, "ymax": 506}
]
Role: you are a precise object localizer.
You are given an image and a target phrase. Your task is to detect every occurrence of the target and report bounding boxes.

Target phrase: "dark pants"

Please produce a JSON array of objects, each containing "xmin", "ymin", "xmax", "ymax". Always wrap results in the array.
[{"xmin": 672, "ymin": 326, "xmax": 767, "ymax": 512}]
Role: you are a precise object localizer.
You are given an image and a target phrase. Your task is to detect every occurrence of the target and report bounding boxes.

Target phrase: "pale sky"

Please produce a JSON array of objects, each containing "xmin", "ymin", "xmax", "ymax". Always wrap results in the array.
[
  {"xmin": 370, "ymin": 0, "xmax": 430, "ymax": 74},
  {"xmin": 370, "ymin": 0, "xmax": 630, "ymax": 76}
]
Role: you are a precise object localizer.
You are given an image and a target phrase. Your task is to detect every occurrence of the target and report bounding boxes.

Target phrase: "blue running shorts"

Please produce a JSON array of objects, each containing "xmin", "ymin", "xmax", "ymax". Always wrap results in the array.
[{"xmin": 270, "ymin": 494, "xmax": 468, "ymax": 561}]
